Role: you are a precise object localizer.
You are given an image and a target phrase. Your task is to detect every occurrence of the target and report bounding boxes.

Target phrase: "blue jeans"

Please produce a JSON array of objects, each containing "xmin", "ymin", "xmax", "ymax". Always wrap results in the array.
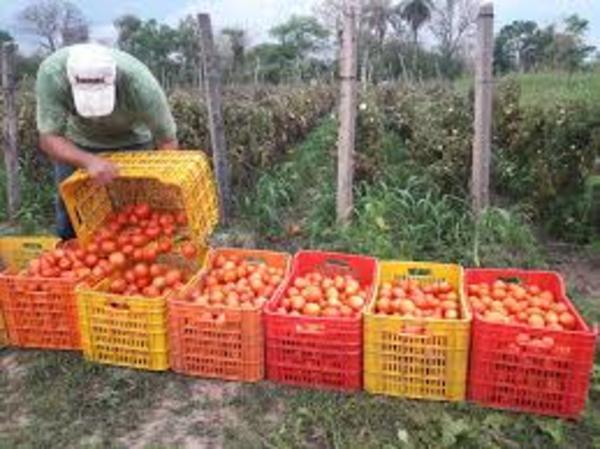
[{"xmin": 54, "ymin": 142, "xmax": 152, "ymax": 240}]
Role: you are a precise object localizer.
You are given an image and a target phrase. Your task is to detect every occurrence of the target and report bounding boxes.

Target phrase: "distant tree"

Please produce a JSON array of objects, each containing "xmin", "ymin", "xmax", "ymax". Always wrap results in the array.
[
  {"xmin": 495, "ymin": 15, "xmax": 595, "ymax": 74},
  {"xmin": 114, "ymin": 14, "xmax": 204, "ymax": 88},
  {"xmin": 494, "ymin": 20, "xmax": 541, "ymax": 73},
  {"xmin": 222, "ymin": 28, "xmax": 247, "ymax": 81},
  {"xmin": 265, "ymin": 15, "xmax": 330, "ymax": 82},
  {"xmin": 430, "ymin": 0, "xmax": 477, "ymax": 78},
  {"xmin": 176, "ymin": 15, "xmax": 202, "ymax": 88},
  {"xmin": 247, "ymin": 43, "xmax": 295, "ymax": 84},
  {"xmin": 398, "ymin": 0, "xmax": 433, "ymax": 72},
  {"xmin": 17, "ymin": 0, "xmax": 88, "ymax": 52},
  {"xmin": 556, "ymin": 14, "xmax": 595, "ymax": 71},
  {"xmin": 270, "ymin": 15, "xmax": 330, "ymax": 58},
  {"xmin": 360, "ymin": 0, "xmax": 395, "ymax": 84},
  {"xmin": 114, "ymin": 14, "xmax": 142, "ymax": 51},
  {"xmin": 0, "ymin": 30, "xmax": 14, "ymax": 44}
]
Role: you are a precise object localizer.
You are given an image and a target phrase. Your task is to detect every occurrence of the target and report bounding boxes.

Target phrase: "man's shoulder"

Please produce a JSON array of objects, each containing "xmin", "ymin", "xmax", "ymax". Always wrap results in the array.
[{"xmin": 38, "ymin": 47, "xmax": 70, "ymax": 73}]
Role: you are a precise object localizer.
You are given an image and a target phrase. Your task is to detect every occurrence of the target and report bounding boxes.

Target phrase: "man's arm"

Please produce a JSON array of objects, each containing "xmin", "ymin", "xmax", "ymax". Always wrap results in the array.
[{"xmin": 39, "ymin": 134, "xmax": 118, "ymax": 185}]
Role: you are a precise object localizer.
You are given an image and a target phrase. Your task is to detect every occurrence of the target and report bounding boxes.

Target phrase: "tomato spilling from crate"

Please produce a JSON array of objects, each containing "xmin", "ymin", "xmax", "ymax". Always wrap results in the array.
[
  {"xmin": 270, "ymin": 271, "xmax": 368, "ymax": 318},
  {"xmin": 467, "ymin": 280, "xmax": 577, "ymax": 331},
  {"xmin": 176, "ymin": 253, "xmax": 286, "ymax": 310},
  {"xmin": 20, "ymin": 203, "xmax": 198, "ymax": 289},
  {"xmin": 373, "ymin": 278, "xmax": 461, "ymax": 319}
]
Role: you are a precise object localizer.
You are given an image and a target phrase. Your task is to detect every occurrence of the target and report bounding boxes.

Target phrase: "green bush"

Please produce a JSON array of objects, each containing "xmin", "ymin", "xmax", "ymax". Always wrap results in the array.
[
  {"xmin": 0, "ymin": 84, "xmax": 336, "ymax": 228},
  {"xmin": 359, "ymin": 79, "xmax": 600, "ymax": 243}
]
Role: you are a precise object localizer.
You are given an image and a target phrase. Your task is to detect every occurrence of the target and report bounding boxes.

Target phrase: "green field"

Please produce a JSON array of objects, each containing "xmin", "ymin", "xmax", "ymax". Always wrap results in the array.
[{"xmin": 456, "ymin": 71, "xmax": 600, "ymax": 106}]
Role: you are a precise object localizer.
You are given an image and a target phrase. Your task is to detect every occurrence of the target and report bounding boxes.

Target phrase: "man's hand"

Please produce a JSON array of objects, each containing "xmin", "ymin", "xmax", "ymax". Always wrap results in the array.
[
  {"xmin": 157, "ymin": 139, "xmax": 179, "ymax": 150},
  {"xmin": 85, "ymin": 155, "xmax": 119, "ymax": 185}
]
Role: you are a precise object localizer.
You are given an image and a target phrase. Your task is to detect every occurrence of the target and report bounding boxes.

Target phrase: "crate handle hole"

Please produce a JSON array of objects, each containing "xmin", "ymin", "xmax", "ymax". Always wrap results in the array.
[
  {"xmin": 22, "ymin": 242, "xmax": 43, "ymax": 250},
  {"xmin": 245, "ymin": 256, "xmax": 266, "ymax": 264},
  {"xmin": 108, "ymin": 301, "xmax": 129, "ymax": 311},
  {"xmin": 407, "ymin": 268, "xmax": 432, "ymax": 277},
  {"xmin": 400, "ymin": 325, "xmax": 428, "ymax": 336},
  {"xmin": 296, "ymin": 323, "xmax": 324, "ymax": 334},
  {"xmin": 498, "ymin": 276, "xmax": 522, "ymax": 284}
]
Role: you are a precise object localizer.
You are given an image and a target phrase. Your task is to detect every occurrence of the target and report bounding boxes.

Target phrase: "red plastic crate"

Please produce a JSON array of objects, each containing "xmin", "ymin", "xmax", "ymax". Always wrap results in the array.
[
  {"xmin": 168, "ymin": 247, "xmax": 291, "ymax": 382},
  {"xmin": 265, "ymin": 250, "xmax": 377, "ymax": 391},
  {"xmin": 466, "ymin": 268, "xmax": 597, "ymax": 419}
]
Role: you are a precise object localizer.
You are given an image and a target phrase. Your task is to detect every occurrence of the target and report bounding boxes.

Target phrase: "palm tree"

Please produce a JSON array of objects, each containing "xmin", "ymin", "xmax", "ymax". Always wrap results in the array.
[
  {"xmin": 398, "ymin": 0, "xmax": 433, "ymax": 46},
  {"xmin": 397, "ymin": 0, "xmax": 433, "ymax": 73}
]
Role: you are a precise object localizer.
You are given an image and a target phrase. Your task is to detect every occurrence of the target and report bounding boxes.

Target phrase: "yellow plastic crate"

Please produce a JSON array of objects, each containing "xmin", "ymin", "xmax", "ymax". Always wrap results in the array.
[
  {"xmin": 364, "ymin": 261, "xmax": 471, "ymax": 401},
  {"xmin": 59, "ymin": 151, "xmax": 218, "ymax": 245},
  {"xmin": 76, "ymin": 249, "xmax": 208, "ymax": 371},
  {"xmin": 0, "ymin": 236, "xmax": 59, "ymax": 272},
  {"xmin": 0, "ymin": 236, "xmax": 59, "ymax": 348}
]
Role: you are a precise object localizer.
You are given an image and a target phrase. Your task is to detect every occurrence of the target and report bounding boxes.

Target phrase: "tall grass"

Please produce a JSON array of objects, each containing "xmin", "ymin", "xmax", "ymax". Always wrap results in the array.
[{"xmin": 240, "ymin": 119, "xmax": 544, "ymax": 268}]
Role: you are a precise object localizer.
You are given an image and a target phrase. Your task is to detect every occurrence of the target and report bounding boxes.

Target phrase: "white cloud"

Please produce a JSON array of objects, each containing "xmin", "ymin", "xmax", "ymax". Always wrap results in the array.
[{"xmin": 165, "ymin": 0, "xmax": 321, "ymax": 44}]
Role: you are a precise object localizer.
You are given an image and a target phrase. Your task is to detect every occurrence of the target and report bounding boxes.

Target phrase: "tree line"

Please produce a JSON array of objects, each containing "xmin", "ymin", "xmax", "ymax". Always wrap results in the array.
[{"xmin": 0, "ymin": 0, "xmax": 598, "ymax": 87}]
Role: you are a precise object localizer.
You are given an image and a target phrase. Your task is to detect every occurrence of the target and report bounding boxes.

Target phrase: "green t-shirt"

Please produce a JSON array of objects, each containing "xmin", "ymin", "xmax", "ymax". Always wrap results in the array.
[{"xmin": 35, "ymin": 46, "xmax": 176, "ymax": 149}]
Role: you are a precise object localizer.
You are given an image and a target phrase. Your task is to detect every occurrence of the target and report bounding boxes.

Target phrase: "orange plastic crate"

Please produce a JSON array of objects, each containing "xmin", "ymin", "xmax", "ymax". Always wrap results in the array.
[
  {"xmin": 0, "ymin": 275, "xmax": 84, "ymax": 350},
  {"xmin": 0, "ymin": 302, "xmax": 6, "ymax": 348},
  {"xmin": 0, "ymin": 237, "xmax": 86, "ymax": 350},
  {"xmin": 168, "ymin": 248, "xmax": 291, "ymax": 381}
]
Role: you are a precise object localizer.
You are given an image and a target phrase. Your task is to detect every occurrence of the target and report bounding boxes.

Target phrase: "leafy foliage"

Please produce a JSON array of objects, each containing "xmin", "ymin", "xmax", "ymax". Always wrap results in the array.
[
  {"xmin": 494, "ymin": 15, "xmax": 596, "ymax": 74},
  {"xmin": 0, "ymin": 84, "xmax": 335, "ymax": 229},
  {"xmin": 356, "ymin": 77, "xmax": 600, "ymax": 243}
]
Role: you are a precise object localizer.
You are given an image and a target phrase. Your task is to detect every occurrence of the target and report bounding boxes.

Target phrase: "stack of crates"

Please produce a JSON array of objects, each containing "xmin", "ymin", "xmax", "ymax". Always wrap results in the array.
[{"xmin": 61, "ymin": 151, "xmax": 218, "ymax": 370}]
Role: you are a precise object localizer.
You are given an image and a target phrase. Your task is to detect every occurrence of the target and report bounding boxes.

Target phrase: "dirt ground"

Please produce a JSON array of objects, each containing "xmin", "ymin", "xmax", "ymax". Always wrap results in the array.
[{"xmin": 546, "ymin": 243, "xmax": 600, "ymax": 298}]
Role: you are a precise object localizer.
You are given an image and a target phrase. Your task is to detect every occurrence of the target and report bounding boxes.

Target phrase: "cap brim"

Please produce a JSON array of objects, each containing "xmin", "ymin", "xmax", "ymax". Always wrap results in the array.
[{"xmin": 72, "ymin": 84, "xmax": 115, "ymax": 118}]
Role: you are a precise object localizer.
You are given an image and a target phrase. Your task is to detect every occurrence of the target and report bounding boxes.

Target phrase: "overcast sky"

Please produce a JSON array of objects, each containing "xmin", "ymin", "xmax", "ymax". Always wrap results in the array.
[{"xmin": 1, "ymin": 0, "xmax": 599, "ymax": 53}]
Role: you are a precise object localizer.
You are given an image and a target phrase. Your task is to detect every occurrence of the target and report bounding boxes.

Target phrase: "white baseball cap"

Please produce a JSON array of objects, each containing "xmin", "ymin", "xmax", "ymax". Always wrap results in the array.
[{"xmin": 66, "ymin": 44, "xmax": 117, "ymax": 118}]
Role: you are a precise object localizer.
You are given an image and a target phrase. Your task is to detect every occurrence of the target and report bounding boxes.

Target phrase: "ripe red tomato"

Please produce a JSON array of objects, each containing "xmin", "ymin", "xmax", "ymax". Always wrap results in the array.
[
  {"xmin": 373, "ymin": 278, "xmax": 460, "ymax": 320},
  {"xmin": 134, "ymin": 203, "xmax": 151, "ymax": 219},
  {"xmin": 467, "ymin": 280, "xmax": 576, "ymax": 332},
  {"xmin": 165, "ymin": 269, "xmax": 182, "ymax": 287},
  {"xmin": 110, "ymin": 279, "xmax": 127, "ymax": 294},
  {"xmin": 133, "ymin": 263, "xmax": 149, "ymax": 279},
  {"xmin": 181, "ymin": 242, "xmax": 197, "ymax": 260},
  {"xmin": 108, "ymin": 252, "xmax": 127, "ymax": 269}
]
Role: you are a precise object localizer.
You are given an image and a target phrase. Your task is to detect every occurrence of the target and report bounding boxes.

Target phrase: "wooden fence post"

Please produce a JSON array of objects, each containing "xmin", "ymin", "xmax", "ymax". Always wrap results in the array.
[
  {"xmin": 1, "ymin": 42, "xmax": 20, "ymax": 221},
  {"xmin": 198, "ymin": 13, "xmax": 232, "ymax": 225},
  {"xmin": 336, "ymin": 0, "xmax": 358, "ymax": 225},
  {"xmin": 471, "ymin": 2, "xmax": 494, "ymax": 216}
]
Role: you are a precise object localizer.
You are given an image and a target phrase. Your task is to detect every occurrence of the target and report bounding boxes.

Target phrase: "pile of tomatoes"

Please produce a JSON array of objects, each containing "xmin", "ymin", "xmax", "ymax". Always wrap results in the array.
[
  {"xmin": 373, "ymin": 279, "xmax": 461, "ymax": 320},
  {"xmin": 468, "ymin": 281, "xmax": 577, "ymax": 331},
  {"xmin": 271, "ymin": 271, "xmax": 368, "ymax": 318},
  {"xmin": 179, "ymin": 254, "xmax": 286, "ymax": 310},
  {"xmin": 25, "ymin": 244, "xmax": 103, "ymax": 281},
  {"xmin": 23, "ymin": 203, "xmax": 199, "ymax": 298},
  {"xmin": 110, "ymin": 262, "xmax": 189, "ymax": 297}
]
